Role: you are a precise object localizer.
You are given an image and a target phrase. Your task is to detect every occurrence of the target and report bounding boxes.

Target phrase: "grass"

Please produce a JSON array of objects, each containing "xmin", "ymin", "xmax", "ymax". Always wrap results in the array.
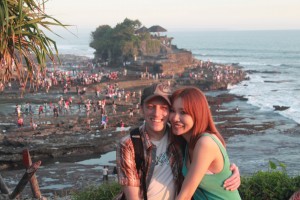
[{"xmin": 72, "ymin": 182, "xmax": 122, "ymax": 200}]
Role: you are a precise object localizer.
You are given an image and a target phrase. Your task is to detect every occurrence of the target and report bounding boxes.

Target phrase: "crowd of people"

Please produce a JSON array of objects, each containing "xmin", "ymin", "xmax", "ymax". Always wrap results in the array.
[{"xmin": 12, "ymin": 77, "xmax": 146, "ymax": 131}]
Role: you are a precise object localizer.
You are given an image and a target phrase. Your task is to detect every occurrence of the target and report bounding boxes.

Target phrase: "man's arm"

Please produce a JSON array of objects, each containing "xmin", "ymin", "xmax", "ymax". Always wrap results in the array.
[
  {"xmin": 223, "ymin": 163, "xmax": 241, "ymax": 191},
  {"xmin": 123, "ymin": 186, "xmax": 140, "ymax": 200},
  {"xmin": 116, "ymin": 137, "xmax": 142, "ymax": 199}
]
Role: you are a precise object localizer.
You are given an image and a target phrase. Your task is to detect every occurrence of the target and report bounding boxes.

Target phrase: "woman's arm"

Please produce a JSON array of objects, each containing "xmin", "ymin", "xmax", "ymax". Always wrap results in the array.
[{"xmin": 176, "ymin": 136, "xmax": 219, "ymax": 200}]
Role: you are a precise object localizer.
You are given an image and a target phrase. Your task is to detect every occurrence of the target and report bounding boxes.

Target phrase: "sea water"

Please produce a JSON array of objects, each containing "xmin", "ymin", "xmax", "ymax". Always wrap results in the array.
[{"xmin": 170, "ymin": 30, "xmax": 300, "ymax": 125}]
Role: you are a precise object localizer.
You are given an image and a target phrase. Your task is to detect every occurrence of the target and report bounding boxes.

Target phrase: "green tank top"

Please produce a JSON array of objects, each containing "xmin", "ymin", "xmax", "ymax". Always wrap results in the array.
[{"xmin": 182, "ymin": 133, "xmax": 241, "ymax": 200}]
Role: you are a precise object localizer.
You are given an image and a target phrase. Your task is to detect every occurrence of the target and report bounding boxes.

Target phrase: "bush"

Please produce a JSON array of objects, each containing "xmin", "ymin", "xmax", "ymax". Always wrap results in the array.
[
  {"xmin": 239, "ymin": 161, "xmax": 300, "ymax": 200},
  {"xmin": 72, "ymin": 182, "xmax": 121, "ymax": 200},
  {"xmin": 72, "ymin": 161, "xmax": 300, "ymax": 200},
  {"xmin": 239, "ymin": 171, "xmax": 299, "ymax": 200}
]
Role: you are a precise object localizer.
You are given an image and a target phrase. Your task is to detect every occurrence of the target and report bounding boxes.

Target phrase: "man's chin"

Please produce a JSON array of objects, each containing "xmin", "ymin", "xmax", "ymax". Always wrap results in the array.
[
  {"xmin": 152, "ymin": 126, "xmax": 164, "ymax": 132},
  {"xmin": 148, "ymin": 125, "xmax": 165, "ymax": 132}
]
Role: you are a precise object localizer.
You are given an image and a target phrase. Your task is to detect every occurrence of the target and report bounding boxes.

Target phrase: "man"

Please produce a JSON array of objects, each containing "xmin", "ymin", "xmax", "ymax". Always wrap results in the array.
[
  {"xmin": 102, "ymin": 166, "xmax": 109, "ymax": 182},
  {"xmin": 53, "ymin": 105, "xmax": 59, "ymax": 118},
  {"xmin": 116, "ymin": 83, "xmax": 240, "ymax": 200}
]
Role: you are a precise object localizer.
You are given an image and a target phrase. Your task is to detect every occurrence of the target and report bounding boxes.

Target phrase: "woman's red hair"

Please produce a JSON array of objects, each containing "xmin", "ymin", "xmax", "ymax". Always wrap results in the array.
[{"xmin": 171, "ymin": 86, "xmax": 226, "ymax": 149}]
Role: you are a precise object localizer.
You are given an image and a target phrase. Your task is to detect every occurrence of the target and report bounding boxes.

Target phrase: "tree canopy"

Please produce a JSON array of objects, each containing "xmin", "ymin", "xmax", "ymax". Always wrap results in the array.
[
  {"xmin": 90, "ymin": 18, "xmax": 150, "ymax": 63},
  {"xmin": 0, "ymin": 0, "xmax": 66, "ymax": 87}
]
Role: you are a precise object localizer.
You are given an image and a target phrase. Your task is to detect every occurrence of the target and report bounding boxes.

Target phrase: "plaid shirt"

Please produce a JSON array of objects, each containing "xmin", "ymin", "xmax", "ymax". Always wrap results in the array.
[{"xmin": 116, "ymin": 123, "xmax": 184, "ymax": 198}]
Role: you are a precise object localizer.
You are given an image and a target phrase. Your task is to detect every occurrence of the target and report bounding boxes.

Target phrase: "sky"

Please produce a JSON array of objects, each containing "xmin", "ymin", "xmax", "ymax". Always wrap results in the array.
[{"xmin": 46, "ymin": 0, "xmax": 300, "ymax": 32}]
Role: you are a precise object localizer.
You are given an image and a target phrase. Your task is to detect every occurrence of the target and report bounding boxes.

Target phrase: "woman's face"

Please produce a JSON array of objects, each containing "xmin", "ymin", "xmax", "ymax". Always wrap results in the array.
[{"xmin": 169, "ymin": 97, "xmax": 194, "ymax": 136}]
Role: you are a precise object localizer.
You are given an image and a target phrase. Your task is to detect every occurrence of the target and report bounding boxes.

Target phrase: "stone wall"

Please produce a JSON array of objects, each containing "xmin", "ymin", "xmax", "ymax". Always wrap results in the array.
[{"xmin": 160, "ymin": 51, "xmax": 194, "ymax": 74}]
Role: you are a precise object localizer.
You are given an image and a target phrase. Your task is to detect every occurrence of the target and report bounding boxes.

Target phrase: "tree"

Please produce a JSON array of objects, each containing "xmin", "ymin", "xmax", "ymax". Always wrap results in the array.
[
  {"xmin": 0, "ymin": 0, "xmax": 66, "ymax": 91},
  {"xmin": 90, "ymin": 18, "xmax": 143, "ymax": 63},
  {"xmin": 90, "ymin": 25, "xmax": 113, "ymax": 61}
]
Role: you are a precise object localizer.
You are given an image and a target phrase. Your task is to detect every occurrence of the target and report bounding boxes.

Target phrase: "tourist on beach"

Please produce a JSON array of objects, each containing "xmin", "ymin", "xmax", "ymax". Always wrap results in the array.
[
  {"xmin": 25, "ymin": 102, "xmax": 29, "ymax": 114},
  {"xmin": 86, "ymin": 117, "xmax": 92, "ymax": 130},
  {"xmin": 17, "ymin": 117, "xmax": 24, "ymax": 127},
  {"xmin": 30, "ymin": 117, "xmax": 37, "ymax": 130},
  {"xmin": 101, "ymin": 114, "xmax": 107, "ymax": 129},
  {"xmin": 112, "ymin": 103, "xmax": 117, "ymax": 114},
  {"xmin": 102, "ymin": 166, "xmax": 109, "ymax": 182},
  {"xmin": 38, "ymin": 105, "xmax": 44, "ymax": 116},
  {"xmin": 135, "ymin": 102, "xmax": 140, "ymax": 114},
  {"xmin": 27, "ymin": 102, "xmax": 33, "ymax": 115},
  {"xmin": 128, "ymin": 107, "xmax": 134, "ymax": 118},
  {"xmin": 0, "ymin": 82, "xmax": 4, "ymax": 92},
  {"xmin": 116, "ymin": 83, "xmax": 240, "ymax": 200},
  {"xmin": 53, "ymin": 105, "xmax": 59, "ymax": 118},
  {"xmin": 169, "ymin": 86, "xmax": 241, "ymax": 200},
  {"xmin": 85, "ymin": 100, "xmax": 91, "ymax": 117},
  {"xmin": 235, "ymin": 105, "xmax": 239, "ymax": 113},
  {"xmin": 113, "ymin": 166, "xmax": 118, "ymax": 181},
  {"xmin": 16, "ymin": 104, "xmax": 22, "ymax": 117},
  {"xmin": 119, "ymin": 119, "xmax": 125, "ymax": 134}
]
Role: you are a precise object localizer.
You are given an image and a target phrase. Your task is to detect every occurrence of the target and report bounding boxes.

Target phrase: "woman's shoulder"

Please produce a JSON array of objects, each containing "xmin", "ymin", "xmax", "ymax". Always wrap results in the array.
[
  {"xmin": 198, "ymin": 133, "xmax": 216, "ymax": 142},
  {"xmin": 195, "ymin": 133, "xmax": 222, "ymax": 151},
  {"xmin": 199, "ymin": 133, "xmax": 223, "ymax": 144},
  {"xmin": 196, "ymin": 134, "xmax": 218, "ymax": 148}
]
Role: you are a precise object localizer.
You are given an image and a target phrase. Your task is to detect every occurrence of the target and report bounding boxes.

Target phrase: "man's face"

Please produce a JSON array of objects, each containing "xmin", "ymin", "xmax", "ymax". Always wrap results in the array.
[{"xmin": 142, "ymin": 96, "xmax": 170, "ymax": 136}]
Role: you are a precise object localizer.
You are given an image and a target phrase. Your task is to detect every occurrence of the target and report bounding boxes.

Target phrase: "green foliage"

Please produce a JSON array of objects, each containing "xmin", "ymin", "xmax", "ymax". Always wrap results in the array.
[
  {"xmin": 269, "ymin": 160, "xmax": 277, "ymax": 170},
  {"xmin": 0, "ymin": 0, "xmax": 67, "ymax": 85},
  {"xmin": 268, "ymin": 160, "xmax": 286, "ymax": 172},
  {"xmin": 72, "ymin": 182, "xmax": 122, "ymax": 200},
  {"xmin": 72, "ymin": 162, "xmax": 300, "ymax": 200},
  {"xmin": 90, "ymin": 18, "xmax": 142, "ymax": 62},
  {"xmin": 145, "ymin": 39, "xmax": 161, "ymax": 54},
  {"xmin": 239, "ymin": 171, "xmax": 298, "ymax": 200},
  {"xmin": 90, "ymin": 18, "xmax": 163, "ymax": 63},
  {"xmin": 90, "ymin": 25, "xmax": 113, "ymax": 60},
  {"xmin": 239, "ymin": 161, "xmax": 299, "ymax": 200}
]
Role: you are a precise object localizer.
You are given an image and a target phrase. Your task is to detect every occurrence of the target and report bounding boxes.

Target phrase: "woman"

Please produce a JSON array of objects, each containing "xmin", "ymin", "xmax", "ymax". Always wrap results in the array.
[{"xmin": 169, "ymin": 86, "xmax": 241, "ymax": 200}]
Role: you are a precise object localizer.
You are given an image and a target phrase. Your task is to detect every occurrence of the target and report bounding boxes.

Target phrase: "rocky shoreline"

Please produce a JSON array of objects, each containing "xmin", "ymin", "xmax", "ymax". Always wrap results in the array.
[
  {"xmin": 0, "ymin": 89, "xmax": 285, "ymax": 199},
  {"xmin": 0, "ymin": 53, "xmax": 263, "ymax": 198},
  {"xmin": 0, "ymin": 54, "xmax": 248, "ymax": 169}
]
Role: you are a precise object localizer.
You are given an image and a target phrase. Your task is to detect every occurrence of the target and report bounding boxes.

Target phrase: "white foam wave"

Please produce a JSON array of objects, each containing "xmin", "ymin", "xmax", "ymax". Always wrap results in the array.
[
  {"xmin": 229, "ymin": 73, "xmax": 300, "ymax": 124},
  {"xmin": 57, "ymin": 44, "xmax": 95, "ymax": 58},
  {"xmin": 277, "ymin": 107, "xmax": 300, "ymax": 124},
  {"xmin": 239, "ymin": 61, "xmax": 269, "ymax": 66}
]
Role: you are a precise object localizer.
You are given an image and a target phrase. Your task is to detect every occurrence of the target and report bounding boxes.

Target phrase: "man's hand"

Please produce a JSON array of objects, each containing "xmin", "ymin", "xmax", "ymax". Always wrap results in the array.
[{"xmin": 223, "ymin": 163, "xmax": 241, "ymax": 191}]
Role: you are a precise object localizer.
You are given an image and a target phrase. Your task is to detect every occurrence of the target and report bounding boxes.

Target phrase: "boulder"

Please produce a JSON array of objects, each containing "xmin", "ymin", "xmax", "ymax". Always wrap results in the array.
[{"xmin": 273, "ymin": 105, "xmax": 290, "ymax": 111}]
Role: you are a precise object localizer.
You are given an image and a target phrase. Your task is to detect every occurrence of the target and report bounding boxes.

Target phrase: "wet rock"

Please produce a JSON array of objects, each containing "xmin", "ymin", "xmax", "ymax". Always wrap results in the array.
[{"xmin": 273, "ymin": 105, "xmax": 290, "ymax": 111}]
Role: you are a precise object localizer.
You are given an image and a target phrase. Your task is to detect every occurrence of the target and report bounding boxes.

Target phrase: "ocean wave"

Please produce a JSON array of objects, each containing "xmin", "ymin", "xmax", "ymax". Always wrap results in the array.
[
  {"xmin": 229, "ymin": 82, "xmax": 300, "ymax": 125},
  {"xmin": 280, "ymin": 64, "xmax": 291, "ymax": 67},
  {"xmin": 193, "ymin": 53, "xmax": 248, "ymax": 58},
  {"xmin": 264, "ymin": 80, "xmax": 294, "ymax": 83},
  {"xmin": 56, "ymin": 44, "xmax": 95, "ymax": 57},
  {"xmin": 277, "ymin": 108, "xmax": 300, "ymax": 125},
  {"xmin": 267, "ymin": 64, "xmax": 282, "ymax": 67},
  {"xmin": 239, "ymin": 61, "xmax": 269, "ymax": 66}
]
